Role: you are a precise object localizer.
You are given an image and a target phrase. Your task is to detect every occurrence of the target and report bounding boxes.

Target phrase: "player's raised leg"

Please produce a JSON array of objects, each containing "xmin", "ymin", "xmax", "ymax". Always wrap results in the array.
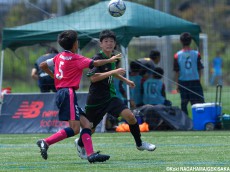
[
  {"xmin": 37, "ymin": 127, "xmax": 76, "ymax": 160},
  {"xmin": 37, "ymin": 139, "xmax": 49, "ymax": 160},
  {"xmin": 79, "ymin": 115, "xmax": 110, "ymax": 163},
  {"xmin": 121, "ymin": 109, "xmax": 156, "ymax": 151}
]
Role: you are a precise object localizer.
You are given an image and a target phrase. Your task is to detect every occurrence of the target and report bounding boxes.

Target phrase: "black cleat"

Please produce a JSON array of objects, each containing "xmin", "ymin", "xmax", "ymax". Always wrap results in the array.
[
  {"xmin": 87, "ymin": 151, "xmax": 110, "ymax": 163},
  {"xmin": 37, "ymin": 139, "xmax": 49, "ymax": 160}
]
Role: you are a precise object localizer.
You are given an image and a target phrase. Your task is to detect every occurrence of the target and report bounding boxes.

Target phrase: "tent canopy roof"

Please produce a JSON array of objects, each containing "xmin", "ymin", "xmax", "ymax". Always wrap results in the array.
[{"xmin": 2, "ymin": 1, "xmax": 201, "ymax": 50}]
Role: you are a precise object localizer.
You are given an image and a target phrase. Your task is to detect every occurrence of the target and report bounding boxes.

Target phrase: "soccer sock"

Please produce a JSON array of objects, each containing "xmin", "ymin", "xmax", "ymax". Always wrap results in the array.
[
  {"xmin": 78, "ymin": 134, "xmax": 84, "ymax": 147},
  {"xmin": 81, "ymin": 128, "xmax": 94, "ymax": 156},
  {"xmin": 129, "ymin": 122, "xmax": 142, "ymax": 147},
  {"xmin": 44, "ymin": 127, "xmax": 74, "ymax": 146}
]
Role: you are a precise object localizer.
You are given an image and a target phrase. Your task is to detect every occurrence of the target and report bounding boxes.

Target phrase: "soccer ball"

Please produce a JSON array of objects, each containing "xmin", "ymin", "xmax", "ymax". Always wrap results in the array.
[{"xmin": 108, "ymin": 0, "xmax": 126, "ymax": 17}]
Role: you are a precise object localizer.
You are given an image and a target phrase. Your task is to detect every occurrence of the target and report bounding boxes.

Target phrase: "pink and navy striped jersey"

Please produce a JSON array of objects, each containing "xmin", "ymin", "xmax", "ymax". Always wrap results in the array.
[{"xmin": 47, "ymin": 51, "xmax": 93, "ymax": 90}]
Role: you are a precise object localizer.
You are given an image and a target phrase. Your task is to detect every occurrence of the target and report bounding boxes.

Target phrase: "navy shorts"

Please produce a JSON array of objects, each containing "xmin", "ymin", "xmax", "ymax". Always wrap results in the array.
[
  {"xmin": 178, "ymin": 80, "xmax": 205, "ymax": 104},
  {"xmin": 85, "ymin": 97, "xmax": 127, "ymax": 129},
  {"xmin": 56, "ymin": 88, "xmax": 85, "ymax": 121}
]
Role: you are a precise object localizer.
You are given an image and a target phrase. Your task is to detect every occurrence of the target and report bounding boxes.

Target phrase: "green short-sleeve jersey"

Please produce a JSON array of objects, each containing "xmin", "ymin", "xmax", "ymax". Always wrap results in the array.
[{"xmin": 86, "ymin": 51, "xmax": 116, "ymax": 107}]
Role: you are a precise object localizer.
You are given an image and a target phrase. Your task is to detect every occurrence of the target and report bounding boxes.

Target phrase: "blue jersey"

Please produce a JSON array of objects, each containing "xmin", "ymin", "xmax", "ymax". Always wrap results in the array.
[
  {"xmin": 129, "ymin": 75, "xmax": 142, "ymax": 105},
  {"xmin": 114, "ymin": 77, "xmax": 126, "ymax": 101},
  {"xmin": 173, "ymin": 49, "xmax": 203, "ymax": 81},
  {"xmin": 143, "ymin": 78, "xmax": 165, "ymax": 105},
  {"xmin": 213, "ymin": 57, "xmax": 222, "ymax": 75}
]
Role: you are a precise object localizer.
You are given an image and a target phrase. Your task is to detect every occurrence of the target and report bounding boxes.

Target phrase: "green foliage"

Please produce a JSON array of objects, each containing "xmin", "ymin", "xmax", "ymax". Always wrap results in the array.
[
  {"xmin": 5, "ymin": 2, "xmax": 40, "ymax": 27},
  {"xmin": 65, "ymin": 0, "xmax": 101, "ymax": 14},
  {"xmin": 1, "ymin": 0, "xmax": 230, "ymax": 93},
  {"xmin": 2, "ymin": 45, "xmax": 50, "ymax": 92},
  {"xmin": 172, "ymin": 0, "xmax": 230, "ymax": 66},
  {"xmin": 3, "ymin": 79, "xmax": 39, "ymax": 93}
]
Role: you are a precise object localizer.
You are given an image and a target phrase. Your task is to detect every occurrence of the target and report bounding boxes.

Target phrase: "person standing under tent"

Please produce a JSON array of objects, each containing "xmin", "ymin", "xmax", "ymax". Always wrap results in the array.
[
  {"xmin": 210, "ymin": 52, "xmax": 223, "ymax": 86},
  {"xmin": 38, "ymin": 30, "xmax": 121, "ymax": 163},
  {"xmin": 173, "ymin": 32, "xmax": 205, "ymax": 115},
  {"xmin": 31, "ymin": 47, "xmax": 58, "ymax": 92}
]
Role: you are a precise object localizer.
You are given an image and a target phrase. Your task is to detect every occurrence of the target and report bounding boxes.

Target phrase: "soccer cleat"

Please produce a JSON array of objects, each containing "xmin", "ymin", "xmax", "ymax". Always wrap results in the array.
[
  {"xmin": 87, "ymin": 152, "xmax": 110, "ymax": 163},
  {"xmin": 74, "ymin": 138, "xmax": 87, "ymax": 160},
  {"xmin": 37, "ymin": 139, "xmax": 49, "ymax": 160},
  {"xmin": 136, "ymin": 141, "xmax": 156, "ymax": 151}
]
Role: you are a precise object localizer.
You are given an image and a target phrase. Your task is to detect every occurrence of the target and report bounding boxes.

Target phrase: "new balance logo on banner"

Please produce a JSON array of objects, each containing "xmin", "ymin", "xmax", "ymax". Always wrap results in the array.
[
  {"xmin": 0, "ymin": 93, "xmax": 88, "ymax": 133},
  {"xmin": 13, "ymin": 101, "xmax": 44, "ymax": 119}
]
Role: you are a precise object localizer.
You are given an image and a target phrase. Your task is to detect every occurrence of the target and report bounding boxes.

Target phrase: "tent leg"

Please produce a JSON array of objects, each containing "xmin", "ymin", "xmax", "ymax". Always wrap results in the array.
[
  {"xmin": 0, "ymin": 50, "xmax": 4, "ymax": 114},
  {"xmin": 121, "ymin": 46, "xmax": 130, "ymax": 109},
  {"xmin": 202, "ymin": 34, "xmax": 209, "ymax": 86}
]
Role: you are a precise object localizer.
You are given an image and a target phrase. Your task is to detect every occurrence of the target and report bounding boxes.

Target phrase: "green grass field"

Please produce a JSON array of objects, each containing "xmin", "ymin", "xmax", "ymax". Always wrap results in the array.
[{"xmin": 0, "ymin": 131, "xmax": 230, "ymax": 172}]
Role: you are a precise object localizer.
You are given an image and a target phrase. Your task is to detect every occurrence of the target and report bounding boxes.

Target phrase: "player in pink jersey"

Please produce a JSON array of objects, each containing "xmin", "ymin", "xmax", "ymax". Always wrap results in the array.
[{"xmin": 37, "ymin": 30, "xmax": 121, "ymax": 163}]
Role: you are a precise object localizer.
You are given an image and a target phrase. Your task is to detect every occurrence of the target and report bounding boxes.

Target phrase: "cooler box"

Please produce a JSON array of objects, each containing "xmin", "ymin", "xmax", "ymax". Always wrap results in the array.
[{"xmin": 192, "ymin": 103, "xmax": 222, "ymax": 130}]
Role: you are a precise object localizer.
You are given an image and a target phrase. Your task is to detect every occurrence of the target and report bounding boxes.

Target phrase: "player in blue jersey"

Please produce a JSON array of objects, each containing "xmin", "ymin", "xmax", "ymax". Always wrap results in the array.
[
  {"xmin": 173, "ymin": 32, "xmax": 205, "ymax": 115},
  {"xmin": 143, "ymin": 67, "xmax": 171, "ymax": 106},
  {"xmin": 210, "ymin": 52, "xmax": 223, "ymax": 85},
  {"xmin": 113, "ymin": 60, "xmax": 127, "ymax": 103},
  {"xmin": 75, "ymin": 30, "xmax": 156, "ymax": 160},
  {"xmin": 129, "ymin": 61, "xmax": 143, "ymax": 108}
]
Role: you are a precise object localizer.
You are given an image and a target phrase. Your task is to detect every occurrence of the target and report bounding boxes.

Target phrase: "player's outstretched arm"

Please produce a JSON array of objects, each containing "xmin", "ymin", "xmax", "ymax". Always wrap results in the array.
[
  {"xmin": 31, "ymin": 68, "xmax": 38, "ymax": 80},
  {"xmin": 90, "ymin": 68, "xmax": 125, "ymax": 83},
  {"xmin": 39, "ymin": 61, "xmax": 54, "ymax": 78},
  {"xmin": 93, "ymin": 53, "xmax": 122, "ymax": 67},
  {"xmin": 115, "ymin": 74, "xmax": 135, "ymax": 88}
]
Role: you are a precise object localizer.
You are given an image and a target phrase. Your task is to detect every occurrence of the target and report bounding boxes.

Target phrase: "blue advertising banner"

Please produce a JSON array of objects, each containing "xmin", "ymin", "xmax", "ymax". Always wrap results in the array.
[{"xmin": 0, "ymin": 92, "xmax": 88, "ymax": 134}]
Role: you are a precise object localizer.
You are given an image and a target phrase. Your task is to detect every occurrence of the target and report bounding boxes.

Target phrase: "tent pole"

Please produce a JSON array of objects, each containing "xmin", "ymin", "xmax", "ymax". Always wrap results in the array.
[
  {"xmin": 121, "ymin": 46, "xmax": 130, "ymax": 109},
  {"xmin": 0, "ymin": 50, "xmax": 4, "ymax": 94},
  {"xmin": 202, "ymin": 34, "xmax": 209, "ymax": 86},
  {"xmin": 0, "ymin": 50, "xmax": 4, "ymax": 114}
]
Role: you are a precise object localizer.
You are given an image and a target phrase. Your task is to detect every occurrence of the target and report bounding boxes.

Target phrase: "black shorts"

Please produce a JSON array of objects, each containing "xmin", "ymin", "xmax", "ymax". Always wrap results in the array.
[
  {"xmin": 85, "ymin": 97, "xmax": 127, "ymax": 129},
  {"xmin": 39, "ymin": 77, "xmax": 57, "ymax": 92},
  {"xmin": 56, "ymin": 88, "xmax": 85, "ymax": 121},
  {"xmin": 178, "ymin": 80, "xmax": 205, "ymax": 104}
]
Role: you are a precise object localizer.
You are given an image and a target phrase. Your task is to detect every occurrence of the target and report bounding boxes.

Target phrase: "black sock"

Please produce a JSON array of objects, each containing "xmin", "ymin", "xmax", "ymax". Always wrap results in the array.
[
  {"xmin": 78, "ymin": 133, "xmax": 84, "ymax": 147},
  {"xmin": 129, "ymin": 122, "xmax": 142, "ymax": 147},
  {"xmin": 78, "ymin": 128, "xmax": 92, "ymax": 147}
]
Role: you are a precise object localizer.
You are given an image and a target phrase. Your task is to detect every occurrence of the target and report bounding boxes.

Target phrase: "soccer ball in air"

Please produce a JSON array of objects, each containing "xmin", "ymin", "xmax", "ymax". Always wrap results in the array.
[{"xmin": 108, "ymin": 0, "xmax": 126, "ymax": 17}]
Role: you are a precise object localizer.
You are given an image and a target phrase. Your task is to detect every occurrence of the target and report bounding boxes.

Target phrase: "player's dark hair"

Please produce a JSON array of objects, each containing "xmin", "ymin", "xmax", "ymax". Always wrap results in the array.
[
  {"xmin": 47, "ymin": 47, "xmax": 58, "ymax": 54},
  {"xmin": 58, "ymin": 30, "xmax": 78, "ymax": 50},
  {"xmin": 149, "ymin": 50, "xmax": 160, "ymax": 61},
  {"xmin": 153, "ymin": 67, "xmax": 164, "ymax": 79},
  {"xmin": 99, "ymin": 30, "xmax": 116, "ymax": 42},
  {"xmin": 130, "ymin": 61, "xmax": 141, "ymax": 73},
  {"xmin": 180, "ymin": 32, "xmax": 192, "ymax": 46}
]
